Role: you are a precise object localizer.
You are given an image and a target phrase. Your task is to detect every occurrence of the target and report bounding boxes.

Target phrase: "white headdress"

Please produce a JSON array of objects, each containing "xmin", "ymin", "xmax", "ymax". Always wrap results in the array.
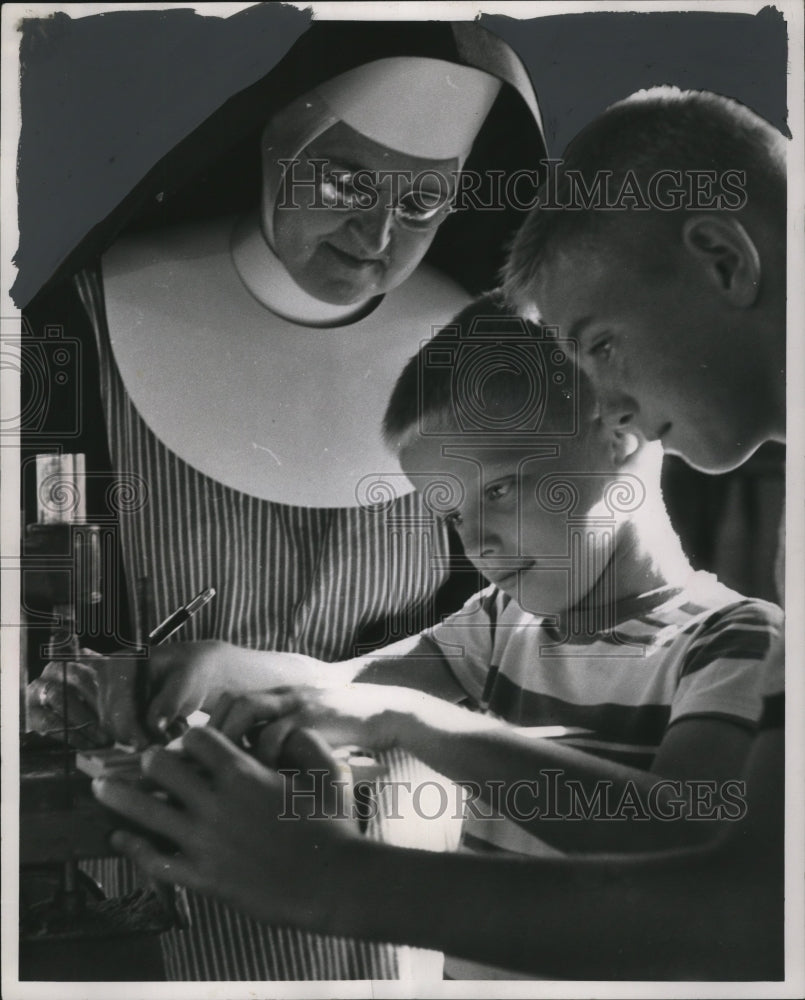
[{"xmin": 261, "ymin": 57, "xmax": 501, "ymax": 244}]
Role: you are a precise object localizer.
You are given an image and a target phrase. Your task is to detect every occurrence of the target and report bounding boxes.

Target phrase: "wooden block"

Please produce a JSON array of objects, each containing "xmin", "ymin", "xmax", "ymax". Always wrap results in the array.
[{"xmin": 75, "ymin": 746, "xmax": 143, "ymax": 780}]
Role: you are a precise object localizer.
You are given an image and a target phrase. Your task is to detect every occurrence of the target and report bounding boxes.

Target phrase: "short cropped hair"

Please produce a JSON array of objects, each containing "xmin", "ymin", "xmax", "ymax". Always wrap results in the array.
[
  {"xmin": 383, "ymin": 292, "xmax": 591, "ymax": 448},
  {"xmin": 504, "ymin": 86, "xmax": 786, "ymax": 309}
]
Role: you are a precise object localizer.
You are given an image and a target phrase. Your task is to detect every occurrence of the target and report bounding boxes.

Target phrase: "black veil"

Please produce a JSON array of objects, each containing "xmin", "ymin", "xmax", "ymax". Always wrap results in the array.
[
  {"xmin": 15, "ymin": 13, "xmax": 546, "ymax": 308},
  {"xmin": 16, "ymin": 10, "xmax": 546, "ymax": 651}
]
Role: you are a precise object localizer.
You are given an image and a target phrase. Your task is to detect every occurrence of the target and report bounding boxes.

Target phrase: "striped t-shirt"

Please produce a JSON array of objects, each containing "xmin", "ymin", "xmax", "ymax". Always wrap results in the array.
[{"xmin": 425, "ymin": 571, "xmax": 784, "ymax": 856}]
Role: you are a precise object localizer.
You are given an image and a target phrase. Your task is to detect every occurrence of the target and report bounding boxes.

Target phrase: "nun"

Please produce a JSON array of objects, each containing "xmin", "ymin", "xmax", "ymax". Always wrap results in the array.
[{"xmin": 20, "ymin": 14, "xmax": 545, "ymax": 981}]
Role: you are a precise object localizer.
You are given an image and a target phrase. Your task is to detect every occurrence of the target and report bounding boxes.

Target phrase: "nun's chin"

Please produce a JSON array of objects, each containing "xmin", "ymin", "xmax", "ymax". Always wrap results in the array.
[
  {"xmin": 294, "ymin": 245, "xmax": 386, "ymax": 303},
  {"xmin": 272, "ymin": 223, "xmax": 430, "ymax": 305}
]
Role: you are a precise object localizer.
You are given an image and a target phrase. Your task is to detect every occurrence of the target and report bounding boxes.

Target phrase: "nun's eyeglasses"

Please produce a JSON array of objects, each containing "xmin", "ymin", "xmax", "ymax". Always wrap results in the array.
[{"xmin": 318, "ymin": 168, "xmax": 456, "ymax": 230}]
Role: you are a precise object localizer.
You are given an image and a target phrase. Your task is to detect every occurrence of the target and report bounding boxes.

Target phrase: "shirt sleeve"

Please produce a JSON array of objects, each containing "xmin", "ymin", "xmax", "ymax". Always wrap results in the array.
[
  {"xmin": 670, "ymin": 599, "xmax": 784, "ymax": 729},
  {"xmin": 422, "ymin": 585, "xmax": 500, "ymax": 703}
]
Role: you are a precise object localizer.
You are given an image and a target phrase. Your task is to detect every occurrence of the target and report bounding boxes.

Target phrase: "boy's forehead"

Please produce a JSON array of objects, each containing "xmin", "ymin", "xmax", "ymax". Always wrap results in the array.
[
  {"xmin": 532, "ymin": 247, "xmax": 603, "ymax": 329},
  {"xmin": 534, "ymin": 220, "xmax": 672, "ymax": 327},
  {"xmin": 400, "ymin": 430, "xmax": 587, "ymax": 477}
]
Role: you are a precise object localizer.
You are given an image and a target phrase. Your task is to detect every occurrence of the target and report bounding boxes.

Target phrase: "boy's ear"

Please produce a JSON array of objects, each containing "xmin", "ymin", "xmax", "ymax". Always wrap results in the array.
[{"xmin": 681, "ymin": 215, "xmax": 761, "ymax": 307}]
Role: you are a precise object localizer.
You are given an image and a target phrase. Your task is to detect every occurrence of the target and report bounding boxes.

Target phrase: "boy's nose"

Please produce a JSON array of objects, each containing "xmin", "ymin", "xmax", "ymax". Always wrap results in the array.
[
  {"xmin": 597, "ymin": 392, "xmax": 639, "ymax": 434},
  {"xmin": 458, "ymin": 516, "xmax": 506, "ymax": 560}
]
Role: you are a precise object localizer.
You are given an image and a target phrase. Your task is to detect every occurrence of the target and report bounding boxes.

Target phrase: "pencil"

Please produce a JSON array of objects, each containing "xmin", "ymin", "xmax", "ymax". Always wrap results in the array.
[
  {"xmin": 148, "ymin": 587, "xmax": 216, "ymax": 742},
  {"xmin": 148, "ymin": 587, "xmax": 216, "ymax": 645}
]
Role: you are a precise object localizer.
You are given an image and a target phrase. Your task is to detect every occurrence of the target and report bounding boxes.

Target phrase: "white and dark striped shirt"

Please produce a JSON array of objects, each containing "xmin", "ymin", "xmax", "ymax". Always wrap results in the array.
[
  {"xmin": 426, "ymin": 573, "xmax": 784, "ymax": 855},
  {"xmin": 75, "ymin": 267, "xmax": 460, "ymax": 981}
]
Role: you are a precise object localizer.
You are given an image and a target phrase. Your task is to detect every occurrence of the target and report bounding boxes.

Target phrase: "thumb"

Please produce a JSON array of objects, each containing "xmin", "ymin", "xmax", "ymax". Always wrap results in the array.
[
  {"xmin": 278, "ymin": 727, "xmax": 341, "ymax": 772},
  {"xmin": 145, "ymin": 677, "xmax": 196, "ymax": 737},
  {"xmin": 277, "ymin": 728, "xmax": 354, "ymax": 823}
]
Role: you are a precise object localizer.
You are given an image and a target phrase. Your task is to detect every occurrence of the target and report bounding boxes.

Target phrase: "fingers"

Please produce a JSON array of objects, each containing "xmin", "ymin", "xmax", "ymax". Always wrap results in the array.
[
  {"xmin": 209, "ymin": 689, "xmax": 301, "ymax": 744},
  {"xmin": 29, "ymin": 658, "xmax": 101, "ymax": 724},
  {"xmin": 277, "ymin": 728, "xmax": 355, "ymax": 823},
  {"xmin": 252, "ymin": 719, "xmax": 297, "ymax": 767},
  {"xmin": 139, "ymin": 744, "xmax": 213, "ymax": 809},
  {"xmin": 25, "ymin": 702, "xmax": 106, "ymax": 749},
  {"xmin": 145, "ymin": 696, "xmax": 186, "ymax": 741},
  {"xmin": 155, "ymin": 715, "xmax": 190, "ymax": 744},
  {"xmin": 145, "ymin": 683, "xmax": 197, "ymax": 739},
  {"xmin": 108, "ymin": 830, "xmax": 200, "ymax": 890},
  {"xmin": 144, "ymin": 641, "xmax": 238, "ymax": 736},
  {"xmin": 281, "ymin": 727, "xmax": 344, "ymax": 773},
  {"xmin": 144, "ymin": 646, "xmax": 198, "ymax": 735},
  {"xmin": 26, "ymin": 671, "xmax": 107, "ymax": 748},
  {"xmin": 207, "ymin": 686, "xmax": 296, "ymax": 730},
  {"xmin": 93, "ymin": 773, "xmax": 194, "ymax": 845},
  {"xmin": 26, "ymin": 675, "xmax": 98, "ymax": 725},
  {"xmin": 34, "ymin": 679, "xmax": 96, "ymax": 724},
  {"xmin": 41, "ymin": 658, "xmax": 100, "ymax": 708},
  {"xmin": 178, "ymin": 725, "xmax": 278, "ymax": 785}
]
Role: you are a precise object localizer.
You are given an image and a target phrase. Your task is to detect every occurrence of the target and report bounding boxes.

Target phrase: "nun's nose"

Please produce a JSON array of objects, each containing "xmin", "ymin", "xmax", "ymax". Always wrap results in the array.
[{"xmin": 350, "ymin": 201, "xmax": 394, "ymax": 256}]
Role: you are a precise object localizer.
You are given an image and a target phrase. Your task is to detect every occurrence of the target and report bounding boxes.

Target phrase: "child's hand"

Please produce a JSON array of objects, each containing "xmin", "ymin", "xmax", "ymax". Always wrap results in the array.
[
  {"xmin": 208, "ymin": 684, "xmax": 416, "ymax": 764},
  {"xmin": 93, "ymin": 726, "xmax": 359, "ymax": 929}
]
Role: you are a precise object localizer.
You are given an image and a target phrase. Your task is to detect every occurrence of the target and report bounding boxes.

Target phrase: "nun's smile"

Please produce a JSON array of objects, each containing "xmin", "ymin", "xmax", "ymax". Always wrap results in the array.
[{"xmin": 271, "ymin": 121, "xmax": 459, "ymax": 305}]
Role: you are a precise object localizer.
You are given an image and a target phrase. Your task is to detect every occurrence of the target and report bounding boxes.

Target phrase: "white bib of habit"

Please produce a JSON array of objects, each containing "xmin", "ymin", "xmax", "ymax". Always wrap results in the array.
[{"xmin": 102, "ymin": 216, "xmax": 469, "ymax": 508}]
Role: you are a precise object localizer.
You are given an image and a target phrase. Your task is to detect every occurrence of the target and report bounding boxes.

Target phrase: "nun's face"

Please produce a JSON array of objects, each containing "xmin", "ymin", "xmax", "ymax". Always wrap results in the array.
[{"xmin": 269, "ymin": 121, "xmax": 459, "ymax": 304}]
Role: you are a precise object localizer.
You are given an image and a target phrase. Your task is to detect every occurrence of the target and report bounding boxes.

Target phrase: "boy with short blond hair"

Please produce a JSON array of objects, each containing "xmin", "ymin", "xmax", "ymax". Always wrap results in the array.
[
  {"xmin": 94, "ymin": 86, "xmax": 791, "ymax": 981},
  {"xmin": 109, "ymin": 295, "xmax": 782, "ymax": 863}
]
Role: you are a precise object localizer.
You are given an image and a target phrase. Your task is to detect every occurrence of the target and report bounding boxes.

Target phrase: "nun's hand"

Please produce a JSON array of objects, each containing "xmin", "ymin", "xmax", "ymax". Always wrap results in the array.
[
  {"xmin": 26, "ymin": 652, "xmax": 109, "ymax": 749},
  {"xmin": 27, "ymin": 649, "xmax": 154, "ymax": 750},
  {"xmin": 93, "ymin": 726, "xmax": 359, "ymax": 928}
]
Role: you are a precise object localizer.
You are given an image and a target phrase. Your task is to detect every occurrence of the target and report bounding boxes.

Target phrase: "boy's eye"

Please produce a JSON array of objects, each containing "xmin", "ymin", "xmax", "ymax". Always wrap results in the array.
[
  {"xmin": 588, "ymin": 336, "xmax": 613, "ymax": 363},
  {"xmin": 485, "ymin": 478, "xmax": 516, "ymax": 503}
]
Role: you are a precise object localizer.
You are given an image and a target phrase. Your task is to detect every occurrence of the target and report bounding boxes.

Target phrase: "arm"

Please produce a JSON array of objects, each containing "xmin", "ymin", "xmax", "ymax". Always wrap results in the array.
[
  {"xmin": 213, "ymin": 596, "xmax": 779, "ymax": 852},
  {"xmin": 25, "ymin": 632, "xmax": 462, "ymax": 748},
  {"xmin": 94, "ymin": 725, "xmax": 783, "ymax": 981},
  {"xmin": 144, "ymin": 633, "xmax": 464, "ymax": 724},
  {"xmin": 391, "ymin": 704, "xmax": 754, "ymax": 851},
  {"xmin": 25, "ymin": 641, "xmax": 337, "ymax": 750},
  {"xmin": 28, "ymin": 582, "xmax": 487, "ymax": 747},
  {"xmin": 213, "ymin": 683, "xmax": 755, "ymax": 851}
]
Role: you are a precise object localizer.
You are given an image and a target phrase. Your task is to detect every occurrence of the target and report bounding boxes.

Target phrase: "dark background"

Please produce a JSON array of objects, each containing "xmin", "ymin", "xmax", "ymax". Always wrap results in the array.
[{"xmin": 13, "ymin": 4, "xmax": 789, "ymax": 305}]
